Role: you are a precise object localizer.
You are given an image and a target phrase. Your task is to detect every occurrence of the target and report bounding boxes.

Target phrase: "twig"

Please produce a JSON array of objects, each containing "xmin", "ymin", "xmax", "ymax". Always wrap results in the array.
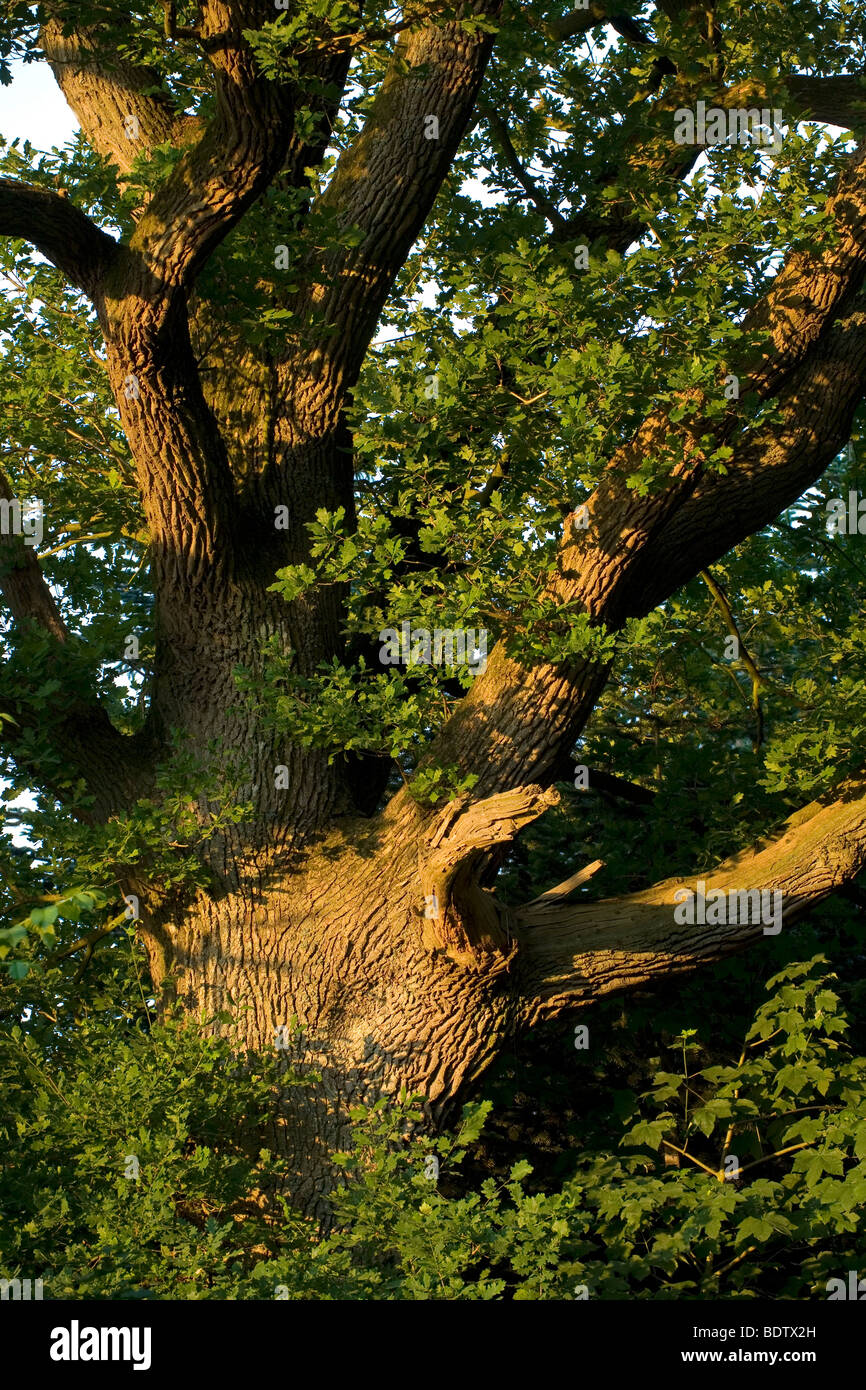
[
  {"xmin": 737, "ymin": 1141, "xmax": 813, "ymax": 1175},
  {"xmin": 661, "ymin": 1139, "xmax": 720, "ymax": 1179},
  {"xmin": 479, "ymin": 100, "xmax": 568, "ymax": 232},
  {"xmin": 700, "ymin": 567, "xmax": 766, "ymax": 750}
]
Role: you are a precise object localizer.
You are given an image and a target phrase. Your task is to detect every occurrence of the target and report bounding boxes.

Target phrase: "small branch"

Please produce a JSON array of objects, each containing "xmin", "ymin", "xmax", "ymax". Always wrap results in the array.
[
  {"xmin": 748, "ymin": 1028, "xmax": 783, "ymax": 1048},
  {"xmin": 721, "ymin": 1046, "xmax": 747, "ymax": 1163},
  {"xmin": 738, "ymin": 1142, "xmax": 813, "ymax": 1175},
  {"xmin": 661, "ymin": 1139, "xmax": 720, "ymax": 1179},
  {"xmin": 700, "ymin": 567, "xmax": 765, "ymax": 751},
  {"xmin": 768, "ymin": 1104, "xmax": 842, "ymax": 1120},
  {"xmin": 38, "ymin": 531, "xmax": 117, "ymax": 560},
  {"xmin": 508, "ymin": 388, "xmax": 551, "ymax": 406},
  {"xmin": 469, "ymin": 452, "xmax": 512, "ymax": 507},
  {"xmin": 523, "ymin": 859, "xmax": 604, "ymax": 908},
  {"xmin": 480, "ymin": 100, "xmax": 568, "ymax": 231},
  {"xmin": 48, "ymin": 912, "xmax": 126, "ymax": 965},
  {"xmin": 714, "ymin": 1245, "xmax": 759, "ymax": 1280}
]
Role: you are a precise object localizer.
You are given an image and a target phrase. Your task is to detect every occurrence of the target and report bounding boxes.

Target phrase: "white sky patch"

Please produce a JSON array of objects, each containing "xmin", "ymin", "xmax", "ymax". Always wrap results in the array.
[
  {"xmin": 3, "ymin": 787, "xmax": 37, "ymax": 849},
  {"xmin": 0, "ymin": 60, "xmax": 78, "ymax": 147},
  {"xmin": 1, "ymin": 67, "xmax": 76, "ymax": 856}
]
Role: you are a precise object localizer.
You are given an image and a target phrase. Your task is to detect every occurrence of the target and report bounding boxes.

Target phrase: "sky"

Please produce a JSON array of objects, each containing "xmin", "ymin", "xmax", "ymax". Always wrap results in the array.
[
  {"xmin": 0, "ymin": 53, "xmax": 453, "ymax": 326},
  {"xmin": 0, "ymin": 66, "xmax": 75, "ymax": 848},
  {"xmin": 0, "ymin": 59, "xmax": 78, "ymax": 149}
]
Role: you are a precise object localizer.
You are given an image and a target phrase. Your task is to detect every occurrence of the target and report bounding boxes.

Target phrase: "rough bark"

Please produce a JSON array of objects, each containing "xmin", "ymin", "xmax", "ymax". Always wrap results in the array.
[
  {"xmin": 6, "ymin": 1, "xmax": 866, "ymax": 1212},
  {"xmin": 134, "ymin": 768, "xmax": 866, "ymax": 1212}
]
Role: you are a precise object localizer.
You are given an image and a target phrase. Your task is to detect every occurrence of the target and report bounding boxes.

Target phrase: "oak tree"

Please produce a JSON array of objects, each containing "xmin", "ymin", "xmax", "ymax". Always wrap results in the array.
[{"xmin": 4, "ymin": 0, "xmax": 866, "ymax": 1211}]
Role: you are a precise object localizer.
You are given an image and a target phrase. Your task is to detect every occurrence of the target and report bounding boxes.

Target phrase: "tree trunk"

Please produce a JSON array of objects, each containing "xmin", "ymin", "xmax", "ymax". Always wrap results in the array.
[
  {"xmin": 139, "ymin": 798, "xmax": 520, "ymax": 1212},
  {"xmin": 130, "ymin": 729, "xmax": 866, "ymax": 1213}
]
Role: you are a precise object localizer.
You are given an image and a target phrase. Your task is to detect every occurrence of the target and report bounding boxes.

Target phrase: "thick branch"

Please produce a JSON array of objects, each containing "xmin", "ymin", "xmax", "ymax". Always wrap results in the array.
[
  {"xmin": 42, "ymin": 4, "xmax": 308, "ymax": 294},
  {"xmin": 785, "ymin": 74, "xmax": 866, "ymax": 132},
  {"xmin": 515, "ymin": 772, "xmax": 866, "ymax": 1022},
  {"xmin": 423, "ymin": 783, "xmax": 559, "ymax": 871},
  {"xmin": 423, "ymin": 139, "xmax": 866, "ymax": 799},
  {"xmin": 555, "ymin": 71, "xmax": 866, "ymax": 257},
  {"xmin": 128, "ymin": 3, "xmax": 297, "ymax": 290},
  {"xmin": 547, "ymin": 2, "xmax": 651, "ymax": 44},
  {"xmin": 284, "ymin": 0, "xmax": 502, "ymax": 425},
  {"xmin": 0, "ymin": 179, "xmax": 117, "ymax": 295},
  {"xmin": 99, "ymin": 297, "xmax": 239, "ymax": 593},
  {"xmin": 40, "ymin": 16, "xmax": 200, "ymax": 177},
  {"xmin": 626, "ymin": 304, "xmax": 866, "ymax": 614},
  {"xmin": 0, "ymin": 468, "xmax": 153, "ymax": 819}
]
